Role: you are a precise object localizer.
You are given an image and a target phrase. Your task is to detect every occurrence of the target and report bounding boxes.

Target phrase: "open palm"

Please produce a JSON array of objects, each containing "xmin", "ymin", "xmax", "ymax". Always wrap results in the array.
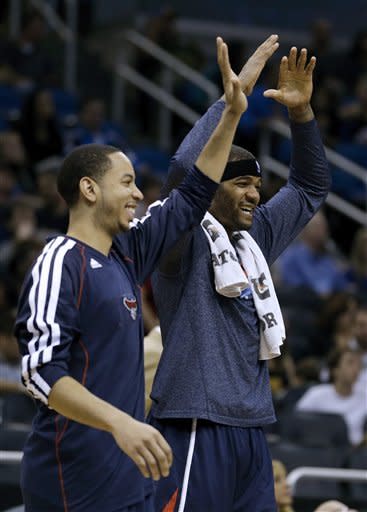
[
  {"xmin": 217, "ymin": 37, "xmax": 248, "ymax": 115},
  {"xmin": 264, "ymin": 47, "xmax": 316, "ymax": 108}
]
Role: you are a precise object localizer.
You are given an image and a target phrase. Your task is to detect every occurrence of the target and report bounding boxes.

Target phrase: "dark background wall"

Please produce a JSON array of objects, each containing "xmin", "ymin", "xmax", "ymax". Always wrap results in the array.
[{"xmin": 93, "ymin": 0, "xmax": 366, "ymax": 37}]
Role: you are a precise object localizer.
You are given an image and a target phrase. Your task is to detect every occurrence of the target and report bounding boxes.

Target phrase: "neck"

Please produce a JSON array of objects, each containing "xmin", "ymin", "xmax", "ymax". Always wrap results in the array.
[
  {"xmin": 67, "ymin": 211, "xmax": 112, "ymax": 256},
  {"xmin": 334, "ymin": 381, "xmax": 353, "ymax": 397}
]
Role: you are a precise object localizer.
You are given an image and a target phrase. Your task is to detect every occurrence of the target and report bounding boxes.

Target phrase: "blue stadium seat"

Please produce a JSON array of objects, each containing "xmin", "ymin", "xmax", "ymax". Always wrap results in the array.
[
  {"xmin": 133, "ymin": 145, "xmax": 171, "ymax": 177},
  {"xmin": 0, "ymin": 85, "xmax": 22, "ymax": 122},
  {"xmin": 50, "ymin": 87, "xmax": 79, "ymax": 125}
]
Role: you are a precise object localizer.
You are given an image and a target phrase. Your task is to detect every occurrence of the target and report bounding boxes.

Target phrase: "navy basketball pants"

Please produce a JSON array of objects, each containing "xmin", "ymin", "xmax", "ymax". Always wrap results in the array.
[{"xmin": 148, "ymin": 417, "xmax": 277, "ymax": 512}]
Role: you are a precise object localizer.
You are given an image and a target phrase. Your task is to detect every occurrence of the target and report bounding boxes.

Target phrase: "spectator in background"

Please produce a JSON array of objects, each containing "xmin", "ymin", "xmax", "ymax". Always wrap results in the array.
[
  {"xmin": 17, "ymin": 88, "xmax": 64, "ymax": 169},
  {"xmin": 0, "ymin": 311, "xmax": 22, "ymax": 393},
  {"xmin": 276, "ymin": 210, "xmax": 347, "ymax": 298},
  {"xmin": 35, "ymin": 156, "xmax": 68, "ymax": 234},
  {"xmin": 5, "ymin": 237, "xmax": 45, "ymax": 309},
  {"xmin": 311, "ymin": 292, "xmax": 358, "ymax": 357},
  {"xmin": 275, "ymin": 357, "xmax": 322, "ymax": 414},
  {"xmin": 0, "ymin": 163, "xmax": 22, "ymax": 210},
  {"xmin": 296, "ymin": 347, "xmax": 366, "ymax": 446},
  {"xmin": 0, "ymin": 129, "xmax": 33, "ymax": 191},
  {"xmin": 314, "ymin": 500, "xmax": 358, "ymax": 512},
  {"xmin": 66, "ymin": 97, "xmax": 127, "ymax": 151},
  {"xmin": 272, "ymin": 460, "xmax": 294, "ymax": 512},
  {"xmin": 345, "ymin": 227, "xmax": 367, "ymax": 301},
  {"xmin": 0, "ymin": 9, "xmax": 55, "ymax": 89},
  {"xmin": 0, "ymin": 196, "xmax": 39, "ymax": 273},
  {"xmin": 354, "ymin": 305, "xmax": 367, "ymax": 394}
]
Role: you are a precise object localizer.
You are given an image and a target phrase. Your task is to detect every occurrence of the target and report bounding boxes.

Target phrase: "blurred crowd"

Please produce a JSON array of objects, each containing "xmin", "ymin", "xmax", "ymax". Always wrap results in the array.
[{"xmin": 0, "ymin": 5, "xmax": 366, "ymax": 509}]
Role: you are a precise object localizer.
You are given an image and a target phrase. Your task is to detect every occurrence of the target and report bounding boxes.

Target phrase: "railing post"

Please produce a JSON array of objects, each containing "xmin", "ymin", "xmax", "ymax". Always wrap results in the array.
[{"xmin": 159, "ymin": 68, "xmax": 173, "ymax": 151}]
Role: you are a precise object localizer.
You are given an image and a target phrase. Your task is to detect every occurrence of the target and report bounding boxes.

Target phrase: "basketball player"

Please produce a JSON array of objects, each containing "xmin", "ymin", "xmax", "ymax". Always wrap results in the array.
[
  {"xmin": 14, "ymin": 37, "xmax": 248, "ymax": 512},
  {"xmin": 148, "ymin": 43, "xmax": 330, "ymax": 510}
]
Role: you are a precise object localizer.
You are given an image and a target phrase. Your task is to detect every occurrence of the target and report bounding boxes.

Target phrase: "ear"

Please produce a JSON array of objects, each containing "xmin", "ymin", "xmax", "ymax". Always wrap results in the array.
[{"xmin": 79, "ymin": 176, "xmax": 98, "ymax": 203}]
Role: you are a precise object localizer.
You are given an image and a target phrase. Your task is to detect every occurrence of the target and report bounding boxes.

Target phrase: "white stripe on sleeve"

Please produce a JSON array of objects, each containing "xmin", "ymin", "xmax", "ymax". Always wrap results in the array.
[{"xmin": 22, "ymin": 237, "xmax": 76, "ymax": 403}]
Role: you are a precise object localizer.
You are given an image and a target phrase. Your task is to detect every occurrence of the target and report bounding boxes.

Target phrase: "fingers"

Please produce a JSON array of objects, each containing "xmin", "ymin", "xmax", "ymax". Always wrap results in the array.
[
  {"xmin": 136, "ymin": 433, "xmax": 172, "ymax": 480},
  {"xmin": 134, "ymin": 453, "xmax": 151, "ymax": 478},
  {"xmin": 263, "ymin": 88, "xmax": 282, "ymax": 101},
  {"xmin": 286, "ymin": 47, "xmax": 316, "ymax": 73},
  {"xmin": 279, "ymin": 55, "xmax": 288, "ymax": 75},
  {"xmin": 297, "ymin": 48, "xmax": 307, "ymax": 70},
  {"xmin": 306, "ymin": 56, "xmax": 317, "ymax": 75},
  {"xmin": 156, "ymin": 431, "xmax": 173, "ymax": 467},
  {"xmin": 217, "ymin": 36, "xmax": 231, "ymax": 87},
  {"xmin": 139, "ymin": 445, "xmax": 162, "ymax": 480},
  {"xmin": 259, "ymin": 34, "xmax": 279, "ymax": 57},
  {"xmin": 288, "ymin": 47, "xmax": 297, "ymax": 71}
]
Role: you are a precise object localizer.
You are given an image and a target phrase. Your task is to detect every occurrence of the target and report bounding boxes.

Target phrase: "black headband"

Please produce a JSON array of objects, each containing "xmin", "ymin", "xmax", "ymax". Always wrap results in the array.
[{"xmin": 221, "ymin": 159, "xmax": 261, "ymax": 182}]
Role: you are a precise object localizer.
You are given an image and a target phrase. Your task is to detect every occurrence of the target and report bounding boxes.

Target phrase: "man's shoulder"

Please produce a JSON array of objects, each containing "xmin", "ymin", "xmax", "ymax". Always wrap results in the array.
[{"xmin": 33, "ymin": 236, "xmax": 87, "ymax": 274}]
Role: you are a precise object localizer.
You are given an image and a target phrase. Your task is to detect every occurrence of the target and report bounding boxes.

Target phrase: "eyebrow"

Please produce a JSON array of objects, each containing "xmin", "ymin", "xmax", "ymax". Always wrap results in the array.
[
  {"xmin": 121, "ymin": 172, "xmax": 135, "ymax": 180},
  {"xmin": 234, "ymin": 177, "xmax": 262, "ymax": 184}
]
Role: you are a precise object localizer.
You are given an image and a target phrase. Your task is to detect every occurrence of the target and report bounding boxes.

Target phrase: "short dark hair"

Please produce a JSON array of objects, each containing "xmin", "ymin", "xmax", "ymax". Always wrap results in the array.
[{"xmin": 57, "ymin": 144, "xmax": 120, "ymax": 207}]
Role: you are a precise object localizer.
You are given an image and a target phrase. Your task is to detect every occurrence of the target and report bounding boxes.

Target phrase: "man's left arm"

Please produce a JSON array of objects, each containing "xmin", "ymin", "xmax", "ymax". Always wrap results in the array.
[{"xmin": 250, "ymin": 48, "xmax": 331, "ymax": 264}]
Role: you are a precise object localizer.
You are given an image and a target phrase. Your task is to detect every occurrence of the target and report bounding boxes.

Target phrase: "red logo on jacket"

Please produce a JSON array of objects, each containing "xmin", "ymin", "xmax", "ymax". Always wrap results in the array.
[{"xmin": 123, "ymin": 297, "xmax": 137, "ymax": 320}]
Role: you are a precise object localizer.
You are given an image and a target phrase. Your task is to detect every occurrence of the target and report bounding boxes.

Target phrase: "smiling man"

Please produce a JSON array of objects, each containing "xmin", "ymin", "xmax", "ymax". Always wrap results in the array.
[
  {"xmin": 14, "ymin": 37, "xmax": 249, "ymax": 512},
  {"xmin": 148, "ymin": 43, "xmax": 331, "ymax": 511}
]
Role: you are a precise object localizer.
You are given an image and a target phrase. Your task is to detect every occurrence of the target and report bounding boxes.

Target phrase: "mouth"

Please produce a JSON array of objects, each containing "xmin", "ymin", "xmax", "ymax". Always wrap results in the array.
[
  {"xmin": 125, "ymin": 204, "xmax": 136, "ymax": 221},
  {"xmin": 239, "ymin": 205, "xmax": 255, "ymax": 219}
]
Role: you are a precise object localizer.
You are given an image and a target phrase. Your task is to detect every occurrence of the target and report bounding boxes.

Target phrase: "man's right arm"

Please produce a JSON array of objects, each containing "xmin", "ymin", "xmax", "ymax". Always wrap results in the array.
[{"xmin": 124, "ymin": 38, "xmax": 248, "ymax": 282}]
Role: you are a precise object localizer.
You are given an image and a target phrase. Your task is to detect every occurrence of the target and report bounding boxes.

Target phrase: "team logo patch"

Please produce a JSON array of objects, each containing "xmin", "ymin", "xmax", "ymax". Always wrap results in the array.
[{"xmin": 123, "ymin": 296, "xmax": 137, "ymax": 320}]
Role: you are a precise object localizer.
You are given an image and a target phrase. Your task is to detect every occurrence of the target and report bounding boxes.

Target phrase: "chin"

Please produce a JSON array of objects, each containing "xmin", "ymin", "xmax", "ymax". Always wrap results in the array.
[{"xmin": 236, "ymin": 221, "xmax": 252, "ymax": 231}]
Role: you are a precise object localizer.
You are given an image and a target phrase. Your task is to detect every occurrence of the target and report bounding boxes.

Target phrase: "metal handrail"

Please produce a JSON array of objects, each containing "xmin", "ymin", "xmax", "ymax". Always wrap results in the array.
[
  {"xmin": 267, "ymin": 118, "xmax": 367, "ymax": 182},
  {"xmin": 20, "ymin": 0, "xmax": 77, "ymax": 92},
  {"xmin": 114, "ymin": 62, "xmax": 200, "ymax": 150},
  {"xmin": 0, "ymin": 450, "xmax": 22, "ymax": 463},
  {"xmin": 287, "ymin": 466, "xmax": 367, "ymax": 493},
  {"xmin": 115, "ymin": 63, "xmax": 199, "ymax": 125},
  {"xmin": 123, "ymin": 29, "xmax": 219, "ymax": 103},
  {"xmin": 28, "ymin": 0, "xmax": 73, "ymax": 41},
  {"xmin": 262, "ymin": 155, "xmax": 366, "ymax": 226}
]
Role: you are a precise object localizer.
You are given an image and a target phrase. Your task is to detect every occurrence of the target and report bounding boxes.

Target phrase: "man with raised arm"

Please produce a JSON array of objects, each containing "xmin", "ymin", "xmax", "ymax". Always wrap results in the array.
[
  {"xmin": 148, "ymin": 39, "xmax": 330, "ymax": 511},
  {"xmin": 14, "ymin": 37, "xmax": 248, "ymax": 512}
]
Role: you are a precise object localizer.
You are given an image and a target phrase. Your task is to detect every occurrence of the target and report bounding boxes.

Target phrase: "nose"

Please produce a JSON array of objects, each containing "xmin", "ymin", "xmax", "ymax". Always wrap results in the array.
[
  {"xmin": 133, "ymin": 184, "xmax": 144, "ymax": 201},
  {"xmin": 245, "ymin": 185, "xmax": 260, "ymax": 204}
]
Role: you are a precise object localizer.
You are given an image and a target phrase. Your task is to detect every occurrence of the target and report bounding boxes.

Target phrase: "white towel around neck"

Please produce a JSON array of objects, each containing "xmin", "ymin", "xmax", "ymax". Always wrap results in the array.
[{"xmin": 201, "ymin": 212, "xmax": 285, "ymax": 360}]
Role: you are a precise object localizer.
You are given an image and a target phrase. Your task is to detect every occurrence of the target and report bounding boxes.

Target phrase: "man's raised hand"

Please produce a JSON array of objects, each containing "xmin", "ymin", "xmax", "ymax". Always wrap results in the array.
[
  {"xmin": 263, "ymin": 47, "xmax": 316, "ymax": 109},
  {"xmin": 217, "ymin": 36, "xmax": 248, "ymax": 116},
  {"xmin": 238, "ymin": 34, "xmax": 279, "ymax": 95}
]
